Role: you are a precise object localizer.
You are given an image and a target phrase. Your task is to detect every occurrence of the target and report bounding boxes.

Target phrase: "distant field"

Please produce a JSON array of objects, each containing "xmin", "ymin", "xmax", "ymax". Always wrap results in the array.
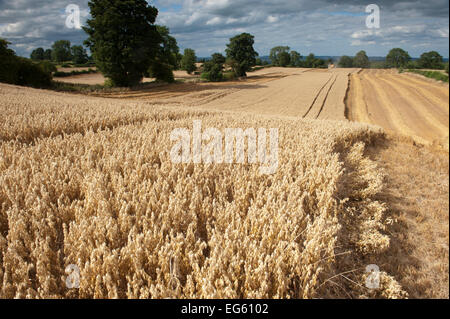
[{"xmin": 348, "ymin": 69, "xmax": 449, "ymax": 148}]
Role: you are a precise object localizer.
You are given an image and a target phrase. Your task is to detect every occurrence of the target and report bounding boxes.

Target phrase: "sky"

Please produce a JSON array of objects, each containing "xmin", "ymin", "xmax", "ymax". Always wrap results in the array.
[{"xmin": 0, "ymin": 0, "xmax": 448, "ymax": 58}]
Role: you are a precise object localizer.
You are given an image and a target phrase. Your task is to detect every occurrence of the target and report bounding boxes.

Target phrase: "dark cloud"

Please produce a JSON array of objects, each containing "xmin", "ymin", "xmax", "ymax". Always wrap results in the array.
[{"xmin": 0, "ymin": 0, "xmax": 448, "ymax": 58}]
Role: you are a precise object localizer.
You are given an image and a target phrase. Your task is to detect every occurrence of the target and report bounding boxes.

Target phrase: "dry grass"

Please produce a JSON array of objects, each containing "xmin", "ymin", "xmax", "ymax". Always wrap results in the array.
[
  {"xmin": 365, "ymin": 136, "xmax": 449, "ymax": 298},
  {"xmin": 0, "ymin": 82, "xmax": 403, "ymax": 298}
]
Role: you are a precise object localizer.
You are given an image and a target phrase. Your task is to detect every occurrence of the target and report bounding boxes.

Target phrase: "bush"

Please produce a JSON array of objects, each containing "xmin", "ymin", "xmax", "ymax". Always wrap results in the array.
[
  {"xmin": 148, "ymin": 61, "xmax": 174, "ymax": 83},
  {"xmin": 405, "ymin": 61, "xmax": 419, "ymax": 69},
  {"xmin": 408, "ymin": 69, "xmax": 449, "ymax": 82},
  {"xmin": 15, "ymin": 58, "xmax": 52, "ymax": 88},
  {"xmin": 37, "ymin": 61, "xmax": 57, "ymax": 74},
  {"xmin": 201, "ymin": 62, "xmax": 224, "ymax": 82},
  {"xmin": 223, "ymin": 71, "xmax": 237, "ymax": 81},
  {"xmin": 0, "ymin": 40, "xmax": 52, "ymax": 88},
  {"xmin": 103, "ymin": 78, "xmax": 115, "ymax": 88}
]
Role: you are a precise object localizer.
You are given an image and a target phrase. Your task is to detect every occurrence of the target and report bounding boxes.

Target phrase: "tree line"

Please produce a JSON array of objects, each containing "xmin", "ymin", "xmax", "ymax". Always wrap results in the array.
[
  {"xmin": 338, "ymin": 48, "xmax": 448, "ymax": 71},
  {"xmin": 269, "ymin": 46, "xmax": 331, "ymax": 68},
  {"xmin": 31, "ymin": 40, "xmax": 91, "ymax": 65}
]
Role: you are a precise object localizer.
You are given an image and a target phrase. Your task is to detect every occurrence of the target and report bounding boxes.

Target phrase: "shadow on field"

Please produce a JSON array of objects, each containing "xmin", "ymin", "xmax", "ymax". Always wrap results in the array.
[{"xmin": 96, "ymin": 81, "xmax": 270, "ymax": 100}]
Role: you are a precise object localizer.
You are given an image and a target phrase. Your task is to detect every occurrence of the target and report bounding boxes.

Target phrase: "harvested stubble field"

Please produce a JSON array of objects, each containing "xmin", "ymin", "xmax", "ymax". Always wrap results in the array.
[
  {"xmin": 0, "ymin": 66, "xmax": 448, "ymax": 299},
  {"xmin": 347, "ymin": 69, "xmax": 449, "ymax": 149}
]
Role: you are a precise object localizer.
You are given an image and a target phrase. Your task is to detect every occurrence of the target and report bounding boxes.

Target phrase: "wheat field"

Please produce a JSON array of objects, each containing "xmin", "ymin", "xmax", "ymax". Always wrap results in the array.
[{"xmin": 0, "ymin": 82, "xmax": 410, "ymax": 299}]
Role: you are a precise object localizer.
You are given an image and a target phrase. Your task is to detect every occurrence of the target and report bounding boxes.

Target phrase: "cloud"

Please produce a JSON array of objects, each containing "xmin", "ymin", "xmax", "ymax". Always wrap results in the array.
[{"xmin": 0, "ymin": 0, "xmax": 448, "ymax": 58}]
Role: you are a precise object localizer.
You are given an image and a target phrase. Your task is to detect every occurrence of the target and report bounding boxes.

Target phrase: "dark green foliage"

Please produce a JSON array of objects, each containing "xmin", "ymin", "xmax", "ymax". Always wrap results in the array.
[
  {"xmin": 445, "ymin": 63, "xmax": 449, "ymax": 74},
  {"xmin": 0, "ymin": 39, "xmax": 18, "ymax": 84},
  {"xmin": 0, "ymin": 39, "xmax": 52, "ymax": 88},
  {"xmin": 44, "ymin": 49, "xmax": 52, "ymax": 60},
  {"xmin": 369, "ymin": 61, "xmax": 387, "ymax": 69},
  {"xmin": 278, "ymin": 51, "xmax": 291, "ymax": 67},
  {"xmin": 83, "ymin": 0, "xmax": 161, "ymax": 87},
  {"xmin": 226, "ymin": 33, "xmax": 258, "ymax": 77},
  {"xmin": 353, "ymin": 50, "xmax": 370, "ymax": 68},
  {"xmin": 201, "ymin": 65, "xmax": 223, "ymax": 82},
  {"xmin": 147, "ymin": 26, "xmax": 178, "ymax": 82},
  {"xmin": 222, "ymin": 71, "xmax": 237, "ymax": 81},
  {"xmin": 211, "ymin": 53, "xmax": 226, "ymax": 66},
  {"xmin": 38, "ymin": 61, "xmax": 57, "ymax": 74},
  {"xmin": 181, "ymin": 48, "xmax": 197, "ymax": 74},
  {"xmin": 408, "ymin": 69, "xmax": 449, "ymax": 82},
  {"xmin": 304, "ymin": 53, "xmax": 326, "ymax": 68},
  {"xmin": 405, "ymin": 60, "xmax": 419, "ymax": 69},
  {"xmin": 30, "ymin": 48, "xmax": 45, "ymax": 61},
  {"xmin": 417, "ymin": 51, "xmax": 444, "ymax": 69},
  {"xmin": 155, "ymin": 26, "xmax": 180, "ymax": 70},
  {"xmin": 71, "ymin": 45, "xmax": 89, "ymax": 64},
  {"xmin": 386, "ymin": 48, "xmax": 411, "ymax": 68},
  {"xmin": 201, "ymin": 53, "xmax": 225, "ymax": 82},
  {"xmin": 148, "ymin": 59, "xmax": 174, "ymax": 83},
  {"xmin": 51, "ymin": 40, "xmax": 72, "ymax": 62},
  {"xmin": 338, "ymin": 56, "xmax": 354, "ymax": 68},
  {"xmin": 290, "ymin": 51, "xmax": 302, "ymax": 67},
  {"xmin": 269, "ymin": 46, "xmax": 290, "ymax": 66},
  {"xmin": 269, "ymin": 47, "xmax": 302, "ymax": 67}
]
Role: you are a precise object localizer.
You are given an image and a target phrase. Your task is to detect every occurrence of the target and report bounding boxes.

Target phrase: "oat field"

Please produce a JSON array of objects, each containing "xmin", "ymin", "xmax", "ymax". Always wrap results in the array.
[{"xmin": 0, "ymin": 66, "xmax": 448, "ymax": 299}]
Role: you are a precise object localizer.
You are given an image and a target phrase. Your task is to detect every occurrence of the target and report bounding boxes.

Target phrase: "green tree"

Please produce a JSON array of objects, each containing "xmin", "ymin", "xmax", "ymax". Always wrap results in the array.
[
  {"xmin": 386, "ymin": 48, "xmax": 411, "ymax": 68},
  {"xmin": 156, "ymin": 26, "xmax": 180, "ymax": 70},
  {"xmin": 181, "ymin": 48, "xmax": 197, "ymax": 74},
  {"xmin": 225, "ymin": 33, "xmax": 258, "ymax": 77},
  {"xmin": 148, "ymin": 58, "xmax": 174, "ymax": 83},
  {"xmin": 338, "ymin": 55, "xmax": 354, "ymax": 68},
  {"xmin": 83, "ymin": 0, "xmax": 161, "ymax": 87},
  {"xmin": 0, "ymin": 39, "xmax": 17, "ymax": 84},
  {"xmin": 30, "ymin": 48, "xmax": 45, "ymax": 61},
  {"xmin": 269, "ymin": 46, "xmax": 290, "ymax": 66},
  {"xmin": 290, "ymin": 51, "xmax": 302, "ymax": 67},
  {"xmin": 353, "ymin": 50, "xmax": 370, "ymax": 68},
  {"xmin": 44, "ymin": 49, "xmax": 52, "ymax": 60},
  {"xmin": 211, "ymin": 53, "xmax": 226, "ymax": 66},
  {"xmin": 278, "ymin": 51, "xmax": 291, "ymax": 67},
  {"xmin": 51, "ymin": 40, "xmax": 72, "ymax": 62},
  {"xmin": 148, "ymin": 26, "xmax": 179, "ymax": 82},
  {"xmin": 0, "ymin": 39, "xmax": 52, "ymax": 88},
  {"xmin": 38, "ymin": 61, "xmax": 57, "ymax": 74},
  {"xmin": 202, "ymin": 53, "xmax": 226, "ymax": 82},
  {"xmin": 418, "ymin": 51, "xmax": 444, "ymax": 69},
  {"xmin": 303, "ymin": 53, "xmax": 326, "ymax": 68},
  {"xmin": 71, "ymin": 45, "xmax": 89, "ymax": 64}
]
